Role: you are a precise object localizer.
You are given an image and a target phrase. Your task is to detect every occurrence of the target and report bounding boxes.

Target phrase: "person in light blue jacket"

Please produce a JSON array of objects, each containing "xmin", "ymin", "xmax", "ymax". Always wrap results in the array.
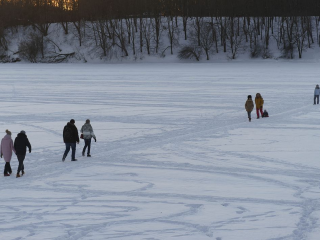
[{"xmin": 314, "ymin": 85, "xmax": 320, "ymax": 105}]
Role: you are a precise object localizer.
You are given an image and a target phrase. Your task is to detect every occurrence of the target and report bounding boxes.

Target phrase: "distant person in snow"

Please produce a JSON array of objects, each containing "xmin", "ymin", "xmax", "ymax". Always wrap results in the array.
[
  {"xmin": 314, "ymin": 84, "xmax": 320, "ymax": 105},
  {"xmin": 245, "ymin": 95, "xmax": 254, "ymax": 122},
  {"xmin": 1, "ymin": 130, "xmax": 16, "ymax": 177},
  {"xmin": 80, "ymin": 119, "xmax": 96, "ymax": 157},
  {"xmin": 255, "ymin": 93, "xmax": 264, "ymax": 119},
  {"xmin": 14, "ymin": 130, "xmax": 31, "ymax": 178},
  {"xmin": 62, "ymin": 119, "xmax": 79, "ymax": 162}
]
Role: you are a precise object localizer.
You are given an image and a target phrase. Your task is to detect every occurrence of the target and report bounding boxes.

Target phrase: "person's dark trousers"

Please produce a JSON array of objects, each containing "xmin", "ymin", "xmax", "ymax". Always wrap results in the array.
[
  {"xmin": 64, "ymin": 143, "xmax": 76, "ymax": 160},
  {"xmin": 4, "ymin": 162, "xmax": 12, "ymax": 174},
  {"xmin": 17, "ymin": 155, "xmax": 25, "ymax": 173},
  {"xmin": 315, "ymin": 95, "xmax": 319, "ymax": 104},
  {"xmin": 83, "ymin": 139, "xmax": 91, "ymax": 155}
]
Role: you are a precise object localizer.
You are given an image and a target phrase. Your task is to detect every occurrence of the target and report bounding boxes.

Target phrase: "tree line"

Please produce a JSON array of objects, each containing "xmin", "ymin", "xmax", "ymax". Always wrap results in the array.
[
  {"xmin": 1, "ymin": 0, "xmax": 320, "ymax": 28},
  {"xmin": 1, "ymin": 1, "xmax": 320, "ymax": 62}
]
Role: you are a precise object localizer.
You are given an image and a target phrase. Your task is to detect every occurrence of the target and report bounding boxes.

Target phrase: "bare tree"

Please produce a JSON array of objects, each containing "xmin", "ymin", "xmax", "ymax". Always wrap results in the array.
[
  {"xmin": 141, "ymin": 18, "xmax": 153, "ymax": 55},
  {"xmin": 227, "ymin": 17, "xmax": 243, "ymax": 59},
  {"xmin": 91, "ymin": 20, "xmax": 111, "ymax": 57},
  {"xmin": 293, "ymin": 17, "xmax": 308, "ymax": 58},
  {"xmin": 200, "ymin": 22, "xmax": 214, "ymax": 60},
  {"xmin": 110, "ymin": 19, "xmax": 129, "ymax": 57},
  {"xmin": 165, "ymin": 17, "xmax": 179, "ymax": 55}
]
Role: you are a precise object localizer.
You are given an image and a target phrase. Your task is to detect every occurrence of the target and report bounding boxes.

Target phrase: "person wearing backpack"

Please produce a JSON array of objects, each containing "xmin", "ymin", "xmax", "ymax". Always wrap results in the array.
[
  {"xmin": 80, "ymin": 119, "xmax": 97, "ymax": 157},
  {"xmin": 14, "ymin": 130, "xmax": 31, "ymax": 178},
  {"xmin": 62, "ymin": 119, "xmax": 80, "ymax": 162},
  {"xmin": 314, "ymin": 85, "xmax": 320, "ymax": 105},
  {"xmin": 255, "ymin": 93, "xmax": 264, "ymax": 119},
  {"xmin": 1, "ymin": 130, "xmax": 16, "ymax": 177},
  {"xmin": 245, "ymin": 95, "xmax": 254, "ymax": 122}
]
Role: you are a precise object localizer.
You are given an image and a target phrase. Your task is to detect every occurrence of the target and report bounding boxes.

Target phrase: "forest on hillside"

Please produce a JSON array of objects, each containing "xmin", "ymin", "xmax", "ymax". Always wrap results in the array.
[{"xmin": 1, "ymin": 0, "xmax": 320, "ymax": 62}]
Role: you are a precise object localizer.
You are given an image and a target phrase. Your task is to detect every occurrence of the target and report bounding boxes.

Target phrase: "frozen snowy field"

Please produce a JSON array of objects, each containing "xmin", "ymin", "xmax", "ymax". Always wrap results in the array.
[{"xmin": 1, "ymin": 62, "xmax": 320, "ymax": 240}]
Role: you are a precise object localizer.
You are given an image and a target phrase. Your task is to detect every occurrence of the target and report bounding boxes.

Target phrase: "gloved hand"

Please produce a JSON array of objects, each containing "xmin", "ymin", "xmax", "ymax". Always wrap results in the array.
[
  {"xmin": 94, "ymin": 138, "xmax": 97, "ymax": 142},
  {"xmin": 29, "ymin": 150, "xmax": 31, "ymax": 153},
  {"xmin": 260, "ymin": 106, "xmax": 263, "ymax": 109}
]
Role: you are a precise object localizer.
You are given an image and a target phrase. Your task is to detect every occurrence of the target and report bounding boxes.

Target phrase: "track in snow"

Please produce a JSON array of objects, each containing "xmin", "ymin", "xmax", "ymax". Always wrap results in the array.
[{"xmin": 1, "ymin": 63, "xmax": 320, "ymax": 240}]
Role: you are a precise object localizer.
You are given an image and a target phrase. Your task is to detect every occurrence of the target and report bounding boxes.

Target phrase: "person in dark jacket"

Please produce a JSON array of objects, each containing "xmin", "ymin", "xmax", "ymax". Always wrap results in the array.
[
  {"xmin": 14, "ymin": 130, "xmax": 31, "ymax": 178},
  {"xmin": 62, "ymin": 119, "xmax": 79, "ymax": 162},
  {"xmin": 314, "ymin": 84, "xmax": 320, "ymax": 105}
]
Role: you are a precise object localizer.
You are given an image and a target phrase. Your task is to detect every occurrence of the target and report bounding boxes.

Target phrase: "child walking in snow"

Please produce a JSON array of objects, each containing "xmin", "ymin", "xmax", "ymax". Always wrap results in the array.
[
  {"xmin": 245, "ymin": 95, "xmax": 254, "ymax": 122},
  {"xmin": 1, "ymin": 130, "xmax": 16, "ymax": 177},
  {"xmin": 255, "ymin": 93, "xmax": 264, "ymax": 119}
]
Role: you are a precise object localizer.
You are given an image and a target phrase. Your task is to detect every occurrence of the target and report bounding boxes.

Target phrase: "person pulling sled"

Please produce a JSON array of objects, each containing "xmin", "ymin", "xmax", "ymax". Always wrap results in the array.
[{"xmin": 255, "ymin": 93, "xmax": 264, "ymax": 119}]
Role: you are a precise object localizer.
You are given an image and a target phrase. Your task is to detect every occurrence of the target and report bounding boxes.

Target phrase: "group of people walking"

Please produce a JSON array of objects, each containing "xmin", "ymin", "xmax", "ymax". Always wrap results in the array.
[
  {"xmin": 4, "ymin": 86, "xmax": 320, "ymax": 176},
  {"xmin": 245, "ymin": 93, "xmax": 266, "ymax": 122},
  {"xmin": 246, "ymin": 85, "xmax": 320, "ymax": 122},
  {"xmin": 1, "ymin": 119, "xmax": 96, "ymax": 177},
  {"xmin": 62, "ymin": 119, "xmax": 96, "ymax": 162}
]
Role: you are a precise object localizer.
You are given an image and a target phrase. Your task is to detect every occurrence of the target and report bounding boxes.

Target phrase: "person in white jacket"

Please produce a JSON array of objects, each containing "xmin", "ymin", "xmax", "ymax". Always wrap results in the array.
[
  {"xmin": 80, "ymin": 119, "xmax": 96, "ymax": 157},
  {"xmin": 314, "ymin": 85, "xmax": 320, "ymax": 105}
]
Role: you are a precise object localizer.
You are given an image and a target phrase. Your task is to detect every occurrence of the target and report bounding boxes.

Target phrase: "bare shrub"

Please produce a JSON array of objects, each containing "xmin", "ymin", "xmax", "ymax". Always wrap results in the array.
[
  {"xmin": 262, "ymin": 48, "xmax": 273, "ymax": 59},
  {"xmin": 281, "ymin": 45, "xmax": 294, "ymax": 59},
  {"xmin": 18, "ymin": 33, "xmax": 43, "ymax": 62},
  {"xmin": 178, "ymin": 46, "xmax": 201, "ymax": 61},
  {"xmin": 250, "ymin": 43, "xmax": 262, "ymax": 58}
]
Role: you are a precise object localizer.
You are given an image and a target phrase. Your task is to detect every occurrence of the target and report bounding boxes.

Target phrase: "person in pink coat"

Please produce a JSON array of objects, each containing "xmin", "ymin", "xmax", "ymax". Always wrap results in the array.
[{"xmin": 1, "ymin": 130, "xmax": 16, "ymax": 177}]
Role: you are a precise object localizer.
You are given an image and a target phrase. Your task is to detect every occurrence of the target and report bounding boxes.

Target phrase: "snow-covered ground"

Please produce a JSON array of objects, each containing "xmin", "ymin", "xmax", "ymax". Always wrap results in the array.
[{"xmin": 1, "ymin": 62, "xmax": 320, "ymax": 240}]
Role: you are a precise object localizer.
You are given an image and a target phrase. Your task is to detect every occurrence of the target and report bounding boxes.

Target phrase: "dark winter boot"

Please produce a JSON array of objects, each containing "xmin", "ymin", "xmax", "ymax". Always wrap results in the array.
[
  {"xmin": 87, "ymin": 154, "xmax": 91, "ymax": 157},
  {"xmin": 249, "ymin": 118, "xmax": 251, "ymax": 122},
  {"xmin": 82, "ymin": 151, "xmax": 85, "ymax": 157},
  {"xmin": 22, "ymin": 171, "xmax": 25, "ymax": 176},
  {"xmin": 71, "ymin": 159, "xmax": 78, "ymax": 161},
  {"xmin": 4, "ymin": 173, "xmax": 10, "ymax": 177},
  {"xmin": 16, "ymin": 173, "xmax": 21, "ymax": 178},
  {"xmin": 62, "ymin": 155, "xmax": 66, "ymax": 162}
]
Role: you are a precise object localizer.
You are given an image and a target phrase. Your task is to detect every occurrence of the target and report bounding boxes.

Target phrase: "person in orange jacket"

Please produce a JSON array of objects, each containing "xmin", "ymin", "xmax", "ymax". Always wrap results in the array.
[{"xmin": 255, "ymin": 93, "xmax": 264, "ymax": 119}]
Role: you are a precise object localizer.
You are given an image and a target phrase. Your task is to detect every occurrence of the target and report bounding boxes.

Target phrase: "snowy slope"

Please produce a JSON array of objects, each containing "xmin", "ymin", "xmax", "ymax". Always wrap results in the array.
[{"xmin": 1, "ymin": 62, "xmax": 320, "ymax": 239}]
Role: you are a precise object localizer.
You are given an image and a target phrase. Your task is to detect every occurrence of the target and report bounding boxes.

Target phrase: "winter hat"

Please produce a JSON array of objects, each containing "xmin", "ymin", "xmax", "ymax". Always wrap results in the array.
[
  {"xmin": 248, "ymin": 95, "xmax": 252, "ymax": 99},
  {"xmin": 86, "ymin": 119, "xmax": 90, "ymax": 124},
  {"xmin": 20, "ymin": 130, "xmax": 26, "ymax": 135},
  {"xmin": 5, "ymin": 129, "xmax": 11, "ymax": 135},
  {"xmin": 70, "ymin": 119, "xmax": 75, "ymax": 124}
]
